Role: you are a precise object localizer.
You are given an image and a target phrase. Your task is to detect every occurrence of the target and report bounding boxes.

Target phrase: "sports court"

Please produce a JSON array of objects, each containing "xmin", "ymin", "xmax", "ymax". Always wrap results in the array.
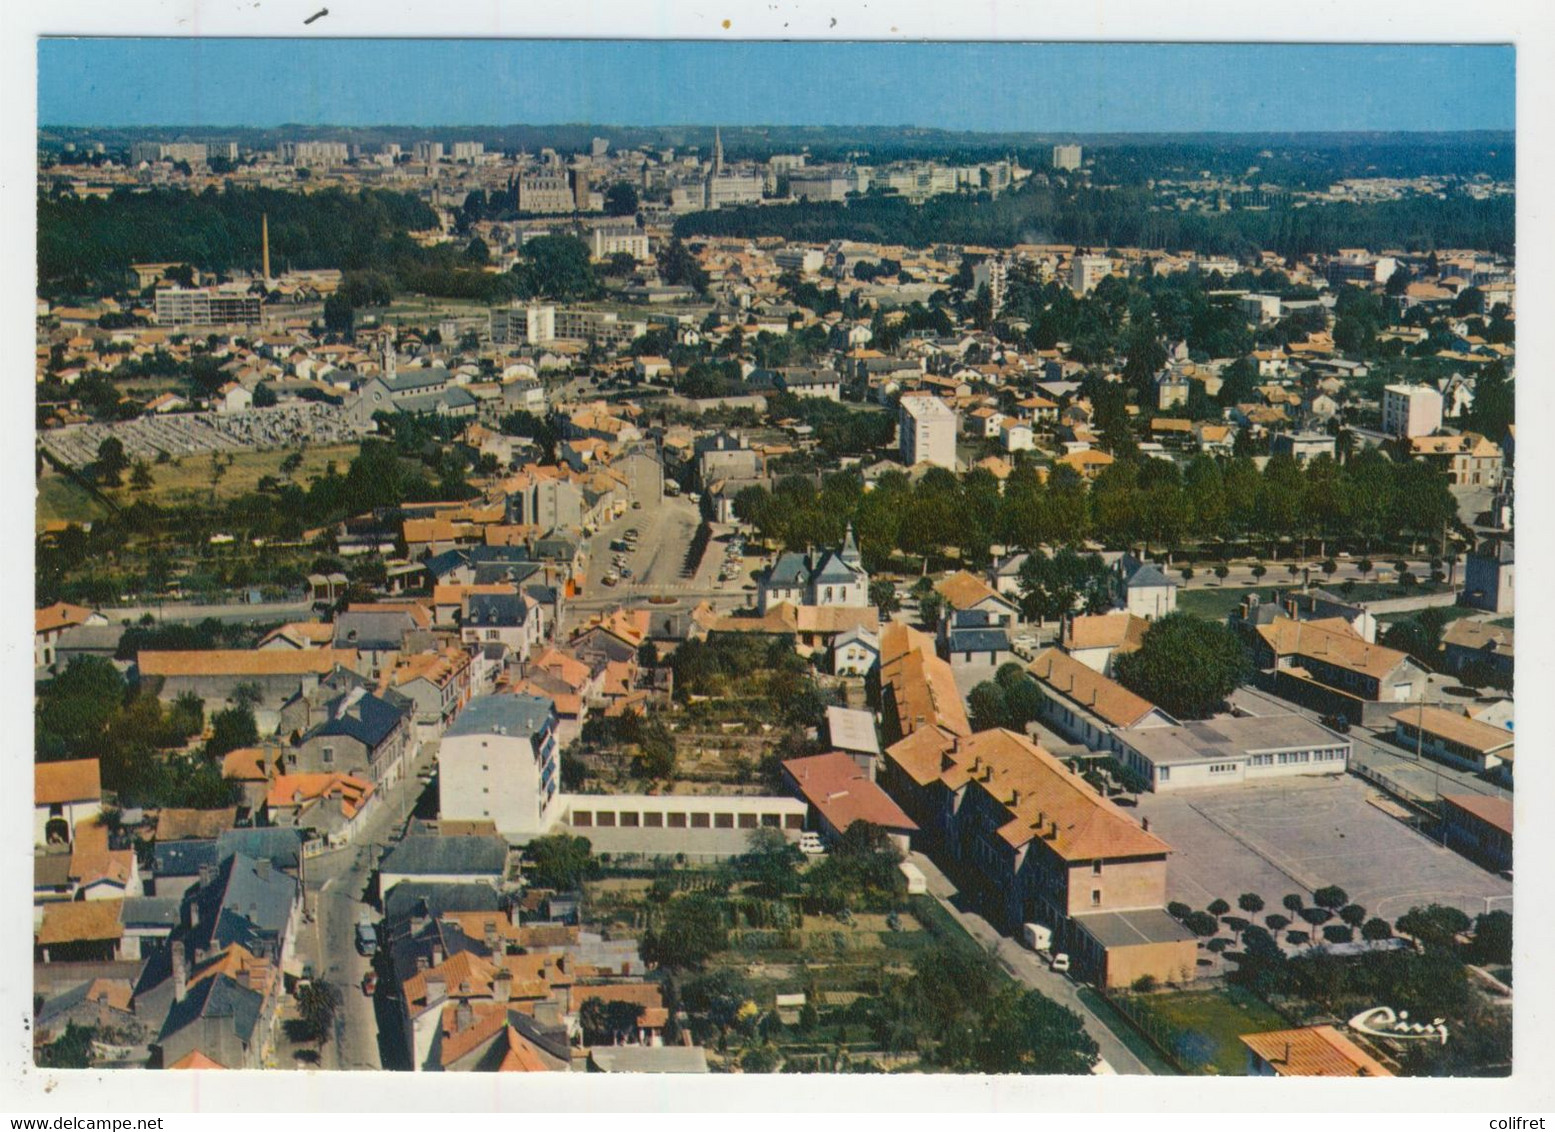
[{"xmin": 1135, "ymin": 775, "xmax": 1511, "ymax": 923}]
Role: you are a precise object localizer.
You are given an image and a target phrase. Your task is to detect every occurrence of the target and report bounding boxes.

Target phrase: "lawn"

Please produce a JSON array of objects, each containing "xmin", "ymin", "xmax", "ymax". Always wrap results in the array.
[
  {"xmin": 36, "ymin": 472, "xmax": 109, "ymax": 530},
  {"xmin": 98, "ymin": 443, "xmax": 360, "ymax": 508},
  {"xmin": 1124, "ymin": 985, "xmax": 1290, "ymax": 1076},
  {"xmin": 1177, "ymin": 585, "xmax": 1262, "ymax": 623},
  {"xmin": 1377, "ymin": 605, "xmax": 1481, "ymax": 627}
]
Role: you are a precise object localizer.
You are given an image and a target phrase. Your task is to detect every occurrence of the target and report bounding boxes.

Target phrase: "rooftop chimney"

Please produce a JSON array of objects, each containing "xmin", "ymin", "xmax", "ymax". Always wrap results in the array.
[
  {"xmin": 256, "ymin": 859, "xmax": 271, "ymax": 881},
  {"xmin": 455, "ymin": 999, "xmax": 473, "ymax": 1033},
  {"xmin": 492, "ymin": 968, "xmax": 512, "ymax": 1004},
  {"xmin": 172, "ymin": 945, "xmax": 188, "ymax": 1003}
]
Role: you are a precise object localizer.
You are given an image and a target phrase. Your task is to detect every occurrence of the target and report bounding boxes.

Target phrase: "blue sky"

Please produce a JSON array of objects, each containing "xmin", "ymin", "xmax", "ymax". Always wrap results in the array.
[{"xmin": 38, "ymin": 40, "xmax": 1514, "ymax": 132}]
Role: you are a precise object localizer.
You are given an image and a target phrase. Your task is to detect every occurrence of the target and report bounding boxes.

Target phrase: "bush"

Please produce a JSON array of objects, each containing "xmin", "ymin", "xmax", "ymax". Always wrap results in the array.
[
  {"xmin": 1286, "ymin": 931, "xmax": 1310, "ymax": 946},
  {"xmin": 1167, "ymin": 901, "xmax": 1192, "ymax": 921},
  {"xmin": 1323, "ymin": 925, "xmax": 1355, "ymax": 945},
  {"xmin": 1362, "ymin": 918, "xmax": 1394, "ymax": 942},
  {"xmin": 1207, "ymin": 898, "xmax": 1230, "ymax": 917},
  {"xmin": 1184, "ymin": 911, "xmax": 1220, "ymax": 937},
  {"xmin": 1131, "ymin": 974, "xmax": 1158, "ymax": 993},
  {"xmin": 1299, "ymin": 906, "xmax": 1333, "ymax": 929},
  {"xmin": 1313, "ymin": 885, "xmax": 1349, "ymax": 910},
  {"xmin": 1206, "ymin": 938, "xmax": 1232, "ymax": 953}
]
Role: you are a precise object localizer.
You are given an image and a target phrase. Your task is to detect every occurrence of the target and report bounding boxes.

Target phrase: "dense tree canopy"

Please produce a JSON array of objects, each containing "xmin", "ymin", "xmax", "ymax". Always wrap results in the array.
[{"xmin": 1114, "ymin": 612, "xmax": 1254, "ymax": 719}]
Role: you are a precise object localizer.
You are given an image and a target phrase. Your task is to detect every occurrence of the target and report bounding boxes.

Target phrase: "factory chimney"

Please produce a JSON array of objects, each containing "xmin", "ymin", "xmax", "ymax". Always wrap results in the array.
[{"xmin": 261, "ymin": 213, "xmax": 271, "ymax": 282}]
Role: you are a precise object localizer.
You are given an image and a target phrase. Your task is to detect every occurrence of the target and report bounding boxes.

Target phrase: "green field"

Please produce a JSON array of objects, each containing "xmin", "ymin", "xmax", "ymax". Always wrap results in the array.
[
  {"xmin": 101, "ymin": 443, "xmax": 360, "ymax": 509},
  {"xmin": 1177, "ymin": 585, "xmax": 1263, "ymax": 623},
  {"xmin": 36, "ymin": 473, "xmax": 109, "ymax": 530},
  {"xmin": 1126, "ymin": 986, "xmax": 1290, "ymax": 1075}
]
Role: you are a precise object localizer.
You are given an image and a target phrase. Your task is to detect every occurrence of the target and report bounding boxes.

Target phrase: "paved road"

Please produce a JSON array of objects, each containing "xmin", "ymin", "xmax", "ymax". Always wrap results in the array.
[
  {"xmin": 296, "ymin": 741, "xmax": 437, "ymax": 1070},
  {"xmin": 98, "ymin": 598, "xmax": 314, "ymax": 625},
  {"xmin": 908, "ymin": 851, "xmax": 1154, "ymax": 1076}
]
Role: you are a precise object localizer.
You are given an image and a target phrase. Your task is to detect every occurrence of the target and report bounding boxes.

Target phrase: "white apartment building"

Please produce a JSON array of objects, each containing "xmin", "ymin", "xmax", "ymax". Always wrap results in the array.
[
  {"xmin": 972, "ymin": 256, "xmax": 1010, "ymax": 314},
  {"xmin": 279, "ymin": 141, "xmax": 350, "ymax": 166},
  {"xmin": 450, "ymin": 141, "xmax": 485, "ymax": 162},
  {"xmin": 1052, "ymin": 145, "xmax": 1083, "ymax": 171},
  {"xmin": 438, "ymin": 693, "xmax": 560, "ymax": 839},
  {"xmin": 774, "ymin": 247, "xmax": 827, "ymax": 274},
  {"xmin": 1070, "ymin": 255, "xmax": 1112, "ymax": 295},
  {"xmin": 898, "ymin": 393, "xmax": 959, "ymax": 470},
  {"xmin": 412, "ymin": 141, "xmax": 444, "ymax": 164},
  {"xmin": 589, "ymin": 225, "xmax": 650, "ymax": 261},
  {"xmin": 1382, "ymin": 383, "xmax": 1445, "ymax": 439}
]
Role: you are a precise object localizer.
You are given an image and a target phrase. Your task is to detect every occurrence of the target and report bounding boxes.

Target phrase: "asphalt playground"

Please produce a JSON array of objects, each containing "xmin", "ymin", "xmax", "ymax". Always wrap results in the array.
[{"xmin": 1134, "ymin": 775, "xmax": 1512, "ymax": 924}]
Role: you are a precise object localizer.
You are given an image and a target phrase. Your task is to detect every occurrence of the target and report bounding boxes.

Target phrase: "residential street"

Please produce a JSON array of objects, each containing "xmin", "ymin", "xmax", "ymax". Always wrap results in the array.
[
  {"xmin": 294, "ymin": 740, "xmax": 438, "ymax": 1070},
  {"xmin": 908, "ymin": 851, "xmax": 1154, "ymax": 1076}
]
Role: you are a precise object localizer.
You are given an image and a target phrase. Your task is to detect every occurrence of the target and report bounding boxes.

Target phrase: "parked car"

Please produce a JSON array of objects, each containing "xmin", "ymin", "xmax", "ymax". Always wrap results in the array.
[
  {"xmin": 354, "ymin": 922, "xmax": 379, "ymax": 957},
  {"xmin": 1049, "ymin": 952, "xmax": 1071, "ymax": 974},
  {"xmin": 1320, "ymin": 713, "xmax": 1351, "ymax": 734}
]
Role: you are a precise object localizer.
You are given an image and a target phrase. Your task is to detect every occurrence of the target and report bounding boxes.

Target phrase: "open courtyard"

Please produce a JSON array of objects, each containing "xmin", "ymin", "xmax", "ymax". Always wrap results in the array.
[{"xmin": 1135, "ymin": 775, "xmax": 1511, "ymax": 924}]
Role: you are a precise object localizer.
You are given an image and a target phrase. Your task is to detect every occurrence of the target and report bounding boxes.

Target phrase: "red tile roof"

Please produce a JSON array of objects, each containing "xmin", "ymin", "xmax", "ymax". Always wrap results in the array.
[{"xmin": 783, "ymin": 752, "xmax": 918, "ymax": 835}]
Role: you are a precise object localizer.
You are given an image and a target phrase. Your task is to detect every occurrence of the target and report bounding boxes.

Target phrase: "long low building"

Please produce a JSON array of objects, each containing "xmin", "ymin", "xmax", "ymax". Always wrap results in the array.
[
  {"xmin": 1439, "ymin": 793, "xmax": 1512, "ymax": 873},
  {"xmin": 556, "ymin": 794, "xmax": 807, "ymax": 862},
  {"xmin": 1115, "ymin": 713, "xmax": 1351, "ymax": 793},
  {"xmin": 1026, "ymin": 648, "xmax": 1175, "ymax": 753},
  {"xmin": 1390, "ymin": 706, "xmax": 1514, "ymax": 776}
]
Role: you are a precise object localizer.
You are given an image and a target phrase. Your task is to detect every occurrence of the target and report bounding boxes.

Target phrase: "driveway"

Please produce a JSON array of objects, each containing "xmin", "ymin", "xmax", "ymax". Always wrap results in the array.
[{"xmin": 908, "ymin": 852, "xmax": 1154, "ymax": 1076}]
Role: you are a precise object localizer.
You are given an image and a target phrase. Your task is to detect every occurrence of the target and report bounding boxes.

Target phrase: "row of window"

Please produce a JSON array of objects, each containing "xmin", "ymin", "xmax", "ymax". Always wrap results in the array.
[{"xmin": 570, "ymin": 810, "xmax": 805, "ymax": 831}]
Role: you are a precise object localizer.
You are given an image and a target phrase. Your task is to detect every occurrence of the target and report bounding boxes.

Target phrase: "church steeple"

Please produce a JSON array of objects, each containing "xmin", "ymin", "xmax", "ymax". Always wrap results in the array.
[
  {"xmin": 382, "ymin": 331, "xmax": 397, "ymax": 380},
  {"xmin": 840, "ymin": 521, "xmax": 861, "ymax": 569},
  {"xmin": 713, "ymin": 127, "xmax": 724, "ymax": 176}
]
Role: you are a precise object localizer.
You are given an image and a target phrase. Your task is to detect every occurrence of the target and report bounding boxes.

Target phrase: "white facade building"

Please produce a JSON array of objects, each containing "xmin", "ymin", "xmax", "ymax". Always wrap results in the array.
[
  {"xmin": 1070, "ymin": 256, "xmax": 1112, "ymax": 295},
  {"xmin": 898, "ymin": 393, "xmax": 958, "ymax": 470},
  {"xmin": 1382, "ymin": 384, "xmax": 1445, "ymax": 439},
  {"xmin": 438, "ymin": 693, "xmax": 560, "ymax": 839}
]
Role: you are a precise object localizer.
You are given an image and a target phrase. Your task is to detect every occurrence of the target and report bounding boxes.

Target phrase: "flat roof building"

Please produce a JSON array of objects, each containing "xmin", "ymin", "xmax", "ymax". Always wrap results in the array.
[{"xmin": 1115, "ymin": 713, "xmax": 1351, "ymax": 793}]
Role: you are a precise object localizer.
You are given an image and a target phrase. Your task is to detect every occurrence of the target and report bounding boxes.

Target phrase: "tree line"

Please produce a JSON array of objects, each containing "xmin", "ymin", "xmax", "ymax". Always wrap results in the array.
[
  {"xmin": 734, "ymin": 447, "xmax": 1458, "ymax": 574},
  {"xmin": 675, "ymin": 181, "xmax": 1513, "ymax": 258}
]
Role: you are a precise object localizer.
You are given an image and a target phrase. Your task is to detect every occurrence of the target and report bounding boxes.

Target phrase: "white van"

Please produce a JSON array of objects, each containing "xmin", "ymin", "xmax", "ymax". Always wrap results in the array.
[
  {"xmin": 898, "ymin": 861, "xmax": 928, "ymax": 896},
  {"xmin": 1021, "ymin": 923, "xmax": 1053, "ymax": 952}
]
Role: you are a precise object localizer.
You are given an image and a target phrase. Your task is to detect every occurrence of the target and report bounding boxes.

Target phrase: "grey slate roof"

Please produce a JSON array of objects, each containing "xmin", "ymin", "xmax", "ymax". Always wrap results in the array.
[
  {"xmin": 154, "ymin": 839, "xmax": 220, "ymax": 879},
  {"xmin": 192, "ymin": 853, "xmax": 298, "ymax": 954},
  {"xmin": 379, "ymin": 834, "xmax": 509, "ymax": 879},
  {"xmin": 444, "ymin": 693, "xmax": 554, "ymax": 741},
  {"xmin": 332, "ymin": 610, "xmax": 412, "ymax": 652},
  {"xmin": 765, "ymin": 552, "xmax": 811, "ymax": 588},
  {"xmin": 382, "ymin": 881, "xmax": 504, "ymax": 925},
  {"xmin": 946, "ymin": 627, "xmax": 1013, "ymax": 654},
  {"xmin": 1123, "ymin": 561, "xmax": 1178, "ymax": 590},
  {"xmin": 305, "ymin": 687, "xmax": 407, "ymax": 750},
  {"xmin": 465, "ymin": 592, "xmax": 529, "ymax": 628},
  {"xmin": 157, "ymin": 972, "xmax": 264, "ymax": 1047},
  {"xmin": 123, "ymin": 896, "xmax": 183, "ymax": 929},
  {"xmin": 215, "ymin": 828, "xmax": 303, "ymax": 872}
]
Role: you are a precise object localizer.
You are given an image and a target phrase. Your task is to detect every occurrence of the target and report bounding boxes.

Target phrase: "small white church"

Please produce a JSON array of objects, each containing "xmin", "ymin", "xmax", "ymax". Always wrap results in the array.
[{"xmin": 758, "ymin": 524, "xmax": 870, "ymax": 613}]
